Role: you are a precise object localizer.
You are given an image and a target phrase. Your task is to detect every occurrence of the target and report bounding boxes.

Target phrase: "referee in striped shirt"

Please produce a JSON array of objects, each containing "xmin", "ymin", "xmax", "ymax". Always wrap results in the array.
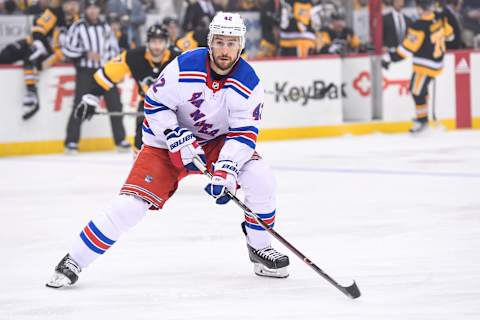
[{"xmin": 62, "ymin": 0, "xmax": 130, "ymax": 153}]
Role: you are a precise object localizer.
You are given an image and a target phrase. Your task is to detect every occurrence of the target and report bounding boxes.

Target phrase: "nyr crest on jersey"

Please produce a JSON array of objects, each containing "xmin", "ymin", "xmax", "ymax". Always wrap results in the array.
[{"xmin": 187, "ymin": 92, "xmax": 219, "ymax": 137}]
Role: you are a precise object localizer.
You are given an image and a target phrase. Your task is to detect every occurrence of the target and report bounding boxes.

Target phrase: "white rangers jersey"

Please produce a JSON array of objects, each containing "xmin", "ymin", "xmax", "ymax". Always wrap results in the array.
[{"xmin": 142, "ymin": 47, "xmax": 265, "ymax": 168}]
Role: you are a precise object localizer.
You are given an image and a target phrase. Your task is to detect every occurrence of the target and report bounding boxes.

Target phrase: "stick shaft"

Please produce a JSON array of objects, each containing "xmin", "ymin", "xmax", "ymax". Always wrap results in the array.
[{"xmin": 192, "ymin": 157, "xmax": 360, "ymax": 299}]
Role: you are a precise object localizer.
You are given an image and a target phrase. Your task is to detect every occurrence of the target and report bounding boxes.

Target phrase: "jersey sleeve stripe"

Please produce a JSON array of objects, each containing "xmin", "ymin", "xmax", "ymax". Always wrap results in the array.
[
  {"xmin": 226, "ymin": 132, "xmax": 257, "ymax": 142},
  {"xmin": 229, "ymin": 126, "xmax": 259, "ymax": 134},
  {"xmin": 224, "ymin": 85, "xmax": 249, "ymax": 99},
  {"xmin": 397, "ymin": 46, "xmax": 412, "ymax": 58},
  {"xmin": 226, "ymin": 126, "xmax": 258, "ymax": 148},
  {"xmin": 226, "ymin": 79, "xmax": 252, "ymax": 94},
  {"xmin": 94, "ymin": 69, "xmax": 114, "ymax": 91},
  {"xmin": 142, "ymin": 119, "xmax": 155, "ymax": 135},
  {"xmin": 225, "ymin": 136, "xmax": 256, "ymax": 149},
  {"xmin": 144, "ymin": 95, "xmax": 166, "ymax": 107},
  {"xmin": 144, "ymin": 95, "xmax": 171, "ymax": 114},
  {"xmin": 179, "ymin": 78, "xmax": 207, "ymax": 84},
  {"xmin": 179, "ymin": 71, "xmax": 207, "ymax": 83}
]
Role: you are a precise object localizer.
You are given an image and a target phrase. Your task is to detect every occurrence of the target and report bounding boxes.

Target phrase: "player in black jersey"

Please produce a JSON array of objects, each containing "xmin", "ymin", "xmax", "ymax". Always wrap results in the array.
[
  {"xmin": 74, "ymin": 24, "xmax": 180, "ymax": 153},
  {"xmin": 0, "ymin": 0, "xmax": 79, "ymax": 120},
  {"xmin": 383, "ymin": 0, "xmax": 454, "ymax": 134}
]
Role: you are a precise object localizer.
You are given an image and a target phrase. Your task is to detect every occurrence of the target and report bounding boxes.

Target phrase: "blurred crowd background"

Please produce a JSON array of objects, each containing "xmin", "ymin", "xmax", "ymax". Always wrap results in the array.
[{"xmin": 0, "ymin": 0, "xmax": 478, "ymax": 61}]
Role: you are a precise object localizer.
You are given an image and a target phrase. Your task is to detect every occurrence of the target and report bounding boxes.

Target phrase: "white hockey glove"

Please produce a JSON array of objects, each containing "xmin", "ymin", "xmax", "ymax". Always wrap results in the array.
[
  {"xmin": 164, "ymin": 127, "xmax": 206, "ymax": 172},
  {"xmin": 74, "ymin": 94, "xmax": 100, "ymax": 121},
  {"xmin": 205, "ymin": 160, "xmax": 239, "ymax": 205},
  {"xmin": 29, "ymin": 40, "xmax": 47, "ymax": 62}
]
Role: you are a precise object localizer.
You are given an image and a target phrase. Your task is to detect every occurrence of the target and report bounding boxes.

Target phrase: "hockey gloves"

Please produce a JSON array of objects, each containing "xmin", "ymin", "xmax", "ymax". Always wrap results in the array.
[
  {"xmin": 74, "ymin": 94, "xmax": 100, "ymax": 121},
  {"xmin": 165, "ymin": 127, "xmax": 206, "ymax": 172},
  {"xmin": 205, "ymin": 160, "xmax": 239, "ymax": 205}
]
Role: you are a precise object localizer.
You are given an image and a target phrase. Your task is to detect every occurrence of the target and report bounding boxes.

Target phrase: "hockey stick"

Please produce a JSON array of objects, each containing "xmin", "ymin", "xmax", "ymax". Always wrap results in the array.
[
  {"xmin": 94, "ymin": 111, "xmax": 143, "ymax": 117},
  {"xmin": 191, "ymin": 155, "xmax": 361, "ymax": 299}
]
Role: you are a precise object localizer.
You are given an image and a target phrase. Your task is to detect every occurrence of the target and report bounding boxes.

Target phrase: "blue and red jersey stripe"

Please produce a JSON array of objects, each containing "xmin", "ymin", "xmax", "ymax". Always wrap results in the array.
[
  {"xmin": 80, "ymin": 221, "xmax": 116, "ymax": 254},
  {"xmin": 144, "ymin": 95, "xmax": 170, "ymax": 114},
  {"xmin": 226, "ymin": 126, "xmax": 258, "ymax": 149},
  {"xmin": 244, "ymin": 210, "xmax": 275, "ymax": 231}
]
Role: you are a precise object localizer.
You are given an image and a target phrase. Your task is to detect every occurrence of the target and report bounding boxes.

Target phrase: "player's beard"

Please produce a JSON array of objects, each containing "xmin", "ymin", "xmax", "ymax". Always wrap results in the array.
[{"xmin": 212, "ymin": 54, "xmax": 237, "ymax": 72}]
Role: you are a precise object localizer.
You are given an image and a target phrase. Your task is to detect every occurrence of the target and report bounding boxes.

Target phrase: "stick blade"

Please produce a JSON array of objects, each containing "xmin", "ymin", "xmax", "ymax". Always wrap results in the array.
[{"xmin": 343, "ymin": 281, "xmax": 361, "ymax": 299}]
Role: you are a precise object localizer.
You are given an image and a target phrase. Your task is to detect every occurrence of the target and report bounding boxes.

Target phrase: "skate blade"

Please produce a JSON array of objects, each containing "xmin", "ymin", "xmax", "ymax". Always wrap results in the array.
[
  {"xmin": 253, "ymin": 263, "xmax": 289, "ymax": 278},
  {"xmin": 45, "ymin": 272, "xmax": 72, "ymax": 289}
]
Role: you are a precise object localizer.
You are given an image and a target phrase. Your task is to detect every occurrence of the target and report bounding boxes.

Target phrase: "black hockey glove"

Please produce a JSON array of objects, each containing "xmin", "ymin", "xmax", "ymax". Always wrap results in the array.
[{"xmin": 74, "ymin": 94, "xmax": 100, "ymax": 121}]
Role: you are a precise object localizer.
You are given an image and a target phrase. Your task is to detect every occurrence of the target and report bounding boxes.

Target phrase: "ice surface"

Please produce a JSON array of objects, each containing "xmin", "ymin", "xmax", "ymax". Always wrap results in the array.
[{"xmin": 1, "ymin": 130, "xmax": 480, "ymax": 320}]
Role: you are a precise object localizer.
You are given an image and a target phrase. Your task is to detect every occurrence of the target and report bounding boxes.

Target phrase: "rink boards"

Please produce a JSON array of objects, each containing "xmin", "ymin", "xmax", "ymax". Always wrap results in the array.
[{"xmin": 0, "ymin": 50, "xmax": 479, "ymax": 156}]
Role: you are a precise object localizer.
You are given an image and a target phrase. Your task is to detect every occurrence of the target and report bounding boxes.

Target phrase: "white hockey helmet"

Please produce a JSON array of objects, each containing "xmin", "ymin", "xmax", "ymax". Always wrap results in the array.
[{"xmin": 208, "ymin": 12, "xmax": 247, "ymax": 50}]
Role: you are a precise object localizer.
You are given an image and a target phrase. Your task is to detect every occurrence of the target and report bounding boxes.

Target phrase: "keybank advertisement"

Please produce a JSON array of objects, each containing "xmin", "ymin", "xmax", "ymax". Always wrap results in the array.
[
  {"xmin": 253, "ymin": 58, "xmax": 343, "ymax": 128},
  {"xmin": 0, "ymin": 52, "xmax": 475, "ymax": 146}
]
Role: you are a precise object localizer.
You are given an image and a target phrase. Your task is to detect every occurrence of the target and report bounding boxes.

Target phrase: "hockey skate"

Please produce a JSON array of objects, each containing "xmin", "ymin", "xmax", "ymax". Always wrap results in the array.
[
  {"xmin": 64, "ymin": 142, "xmax": 79, "ymax": 155},
  {"xmin": 409, "ymin": 118, "xmax": 428, "ymax": 134},
  {"xmin": 247, "ymin": 244, "xmax": 290, "ymax": 278},
  {"xmin": 22, "ymin": 90, "xmax": 40, "ymax": 120},
  {"xmin": 241, "ymin": 222, "xmax": 289, "ymax": 278},
  {"xmin": 46, "ymin": 254, "xmax": 81, "ymax": 288}
]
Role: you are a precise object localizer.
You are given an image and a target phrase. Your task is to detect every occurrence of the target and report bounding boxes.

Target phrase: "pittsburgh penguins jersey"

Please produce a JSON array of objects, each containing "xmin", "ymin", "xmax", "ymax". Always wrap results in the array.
[
  {"xmin": 143, "ymin": 48, "xmax": 264, "ymax": 169},
  {"xmin": 92, "ymin": 46, "xmax": 178, "ymax": 98},
  {"xmin": 279, "ymin": 0, "xmax": 316, "ymax": 49},
  {"xmin": 30, "ymin": 6, "xmax": 66, "ymax": 50},
  {"xmin": 317, "ymin": 26, "xmax": 361, "ymax": 54},
  {"xmin": 392, "ymin": 11, "xmax": 454, "ymax": 77},
  {"xmin": 175, "ymin": 29, "xmax": 209, "ymax": 52}
]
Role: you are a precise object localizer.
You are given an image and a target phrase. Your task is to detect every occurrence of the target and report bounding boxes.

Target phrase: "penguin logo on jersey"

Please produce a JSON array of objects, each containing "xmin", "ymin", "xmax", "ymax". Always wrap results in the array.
[{"xmin": 140, "ymin": 76, "xmax": 157, "ymax": 94}]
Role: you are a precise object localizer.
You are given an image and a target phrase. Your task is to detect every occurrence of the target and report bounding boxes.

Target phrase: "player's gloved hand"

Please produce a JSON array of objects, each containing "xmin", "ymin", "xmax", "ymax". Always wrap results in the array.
[
  {"xmin": 29, "ymin": 40, "xmax": 47, "ymax": 62},
  {"xmin": 205, "ymin": 160, "xmax": 239, "ymax": 205},
  {"xmin": 164, "ymin": 127, "xmax": 206, "ymax": 172},
  {"xmin": 74, "ymin": 94, "xmax": 100, "ymax": 121},
  {"xmin": 381, "ymin": 53, "xmax": 391, "ymax": 70}
]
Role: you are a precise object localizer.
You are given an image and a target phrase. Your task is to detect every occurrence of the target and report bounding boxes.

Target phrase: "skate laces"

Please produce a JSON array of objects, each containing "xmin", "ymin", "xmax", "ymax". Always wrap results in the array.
[
  {"xmin": 63, "ymin": 256, "xmax": 81, "ymax": 275},
  {"xmin": 256, "ymin": 246, "xmax": 284, "ymax": 261}
]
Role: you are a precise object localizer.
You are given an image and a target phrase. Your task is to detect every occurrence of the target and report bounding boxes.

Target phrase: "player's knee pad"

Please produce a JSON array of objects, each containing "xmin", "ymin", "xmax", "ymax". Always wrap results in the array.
[
  {"xmin": 239, "ymin": 159, "xmax": 276, "ymax": 210},
  {"xmin": 104, "ymin": 194, "xmax": 149, "ymax": 233}
]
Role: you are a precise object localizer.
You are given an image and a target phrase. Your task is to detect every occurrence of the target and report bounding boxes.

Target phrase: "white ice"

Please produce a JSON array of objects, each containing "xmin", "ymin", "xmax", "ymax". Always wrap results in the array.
[{"xmin": 1, "ymin": 130, "xmax": 480, "ymax": 320}]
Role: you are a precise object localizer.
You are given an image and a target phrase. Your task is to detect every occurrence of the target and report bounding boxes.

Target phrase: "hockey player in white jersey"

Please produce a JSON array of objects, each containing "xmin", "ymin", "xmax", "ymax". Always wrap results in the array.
[{"xmin": 46, "ymin": 11, "xmax": 290, "ymax": 288}]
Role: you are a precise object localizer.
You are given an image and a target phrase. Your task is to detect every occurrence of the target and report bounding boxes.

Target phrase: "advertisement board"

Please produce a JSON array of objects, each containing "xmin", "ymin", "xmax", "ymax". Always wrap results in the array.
[
  {"xmin": 0, "ymin": 15, "xmax": 32, "ymax": 50},
  {"xmin": 252, "ymin": 58, "xmax": 343, "ymax": 128}
]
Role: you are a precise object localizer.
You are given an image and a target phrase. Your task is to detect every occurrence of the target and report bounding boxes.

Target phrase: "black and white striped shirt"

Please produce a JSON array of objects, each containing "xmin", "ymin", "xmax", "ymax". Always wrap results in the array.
[{"xmin": 63, "ymin": 18, "xmax": 120, "ymax": 69}]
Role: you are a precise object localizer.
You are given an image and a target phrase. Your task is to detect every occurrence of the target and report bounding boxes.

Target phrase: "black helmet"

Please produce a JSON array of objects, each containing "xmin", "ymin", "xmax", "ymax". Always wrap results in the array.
[
  {"xmin": 84, "ymin": 0, "xmax": 101, "ymax": 8},
  {"xmin": 416, "ymin": 0, "xmax": 435, "ymax": 9},
  {"xmin": 147, "ymin": 24, "xmax": 169, "ymax": 42}
]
